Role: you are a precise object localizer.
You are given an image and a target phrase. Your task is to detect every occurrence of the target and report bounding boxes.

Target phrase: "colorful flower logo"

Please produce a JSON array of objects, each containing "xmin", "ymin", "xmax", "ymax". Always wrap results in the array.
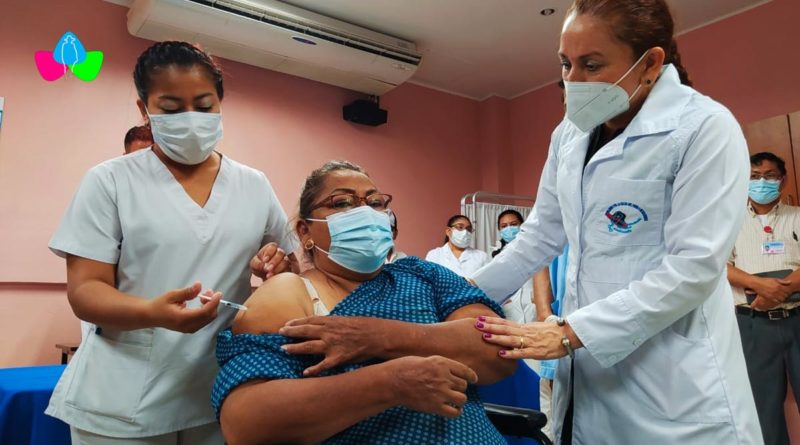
[{"xmin": 35, "ymin": 31, "xmax": 104, "ymax": 82}]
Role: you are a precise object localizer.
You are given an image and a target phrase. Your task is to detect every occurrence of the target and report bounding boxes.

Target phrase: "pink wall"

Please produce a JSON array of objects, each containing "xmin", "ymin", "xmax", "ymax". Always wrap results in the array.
[
  {"xmin": 0, "ymin": 0, "xmax": 484, "ymax": 366},
  {"xmin": 509, "ymin": 84, "xmax": 564, "ymax": 196},
  {"xmin": 0, "ymin": 284, "xmax": 78, "ymax": 367},
  {"xmin": 478, "ymin": 96, "xmax": 513, "ymax": 193},
  {"xmin": 678, "ymin": 0, "xmax": 800, "ymax": 125}
]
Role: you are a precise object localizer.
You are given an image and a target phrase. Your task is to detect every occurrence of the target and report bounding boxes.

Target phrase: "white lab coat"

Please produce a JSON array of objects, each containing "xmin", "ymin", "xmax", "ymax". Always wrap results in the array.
[
  {"xmin": 473, "ymin": 65, "xmax": 762, "ymax": 444},
  {"xmin": 46, "ymin": 150, "xmax": 297, "ymax": 437},
  {"xmin": 425, "ymin": 243, "xmax": 489, "ymax": 277}
]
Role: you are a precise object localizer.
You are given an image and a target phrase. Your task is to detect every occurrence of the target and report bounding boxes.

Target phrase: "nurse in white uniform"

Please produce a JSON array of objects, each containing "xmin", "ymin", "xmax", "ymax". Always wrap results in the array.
[
  {"xmin": 472, "ymin": 1, "xmax": 762, "ymax": 443},
  {"xmin": 46, "ymin": 41, "xmax": 297, "ymax": 444},
  {"xmin": 426, "ymin": 214, "xmax": 489, "ymax": 277}
]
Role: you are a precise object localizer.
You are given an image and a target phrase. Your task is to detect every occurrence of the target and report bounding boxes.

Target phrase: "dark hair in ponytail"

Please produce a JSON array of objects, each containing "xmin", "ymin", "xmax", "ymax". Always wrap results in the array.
[
  {"xmin": 133, "ymin": 41, "xmax": 225, "ymax": 103},
  {"xmin": 667, "ymin": 39, "xmax": 691, "ymax": 87},
  {"xmin": 566, "ymin": 0, "xmax": 692, "ymax": 86}
]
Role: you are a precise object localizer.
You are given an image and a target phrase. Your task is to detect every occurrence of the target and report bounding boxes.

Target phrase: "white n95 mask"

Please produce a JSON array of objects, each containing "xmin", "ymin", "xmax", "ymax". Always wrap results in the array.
[
  {"xmin": 148, "ymin": 110, "xmax": 223, "ymax": 165},
  {"xmin": 564, "ymin": 50, "xmax": 650, "ymax": 132},
  {"xmin": 449, "ymin": 229, "xmax": 473, "ymax": 249}
]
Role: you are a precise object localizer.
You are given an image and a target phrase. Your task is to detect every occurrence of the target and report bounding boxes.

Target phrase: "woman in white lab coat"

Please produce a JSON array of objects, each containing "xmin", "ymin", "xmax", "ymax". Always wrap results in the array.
[
  {"xmin": 472, "ymin": 1, "xmax": 761, "ymax": 443},
  {"xmin": 426, "ymin": 214, "xmax": 489, "ymax": 277},
  {"xmin": 46, "ymin": 42, "xmax": 296, "ymax": 444}
]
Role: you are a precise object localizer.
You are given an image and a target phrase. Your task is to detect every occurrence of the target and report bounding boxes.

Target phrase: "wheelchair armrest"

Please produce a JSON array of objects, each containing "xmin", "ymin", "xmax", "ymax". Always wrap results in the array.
[{"xmin": 484, "ymin": 403, "xmax": 552, "ymax": 444}]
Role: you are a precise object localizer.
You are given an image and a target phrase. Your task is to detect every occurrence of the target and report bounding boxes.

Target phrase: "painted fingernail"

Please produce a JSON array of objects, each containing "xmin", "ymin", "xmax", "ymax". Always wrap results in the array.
[
  {"xmin": 477, "ymin": 316, "xmax": 486, "ymax": 321},
  {"xmin": 483, "ymin": 333, "xmax": 492, "ymax": 339},
  {"xmin": 475, "ymin": 322, "xmax": 485, "ymax": 329},
  {"xmin": 499, "ymin": 350, "xmax": 507, "ymax": 356}
]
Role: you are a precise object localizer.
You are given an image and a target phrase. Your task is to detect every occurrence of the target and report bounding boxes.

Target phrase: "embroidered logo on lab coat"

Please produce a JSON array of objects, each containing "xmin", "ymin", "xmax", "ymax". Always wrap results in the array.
[{"xmin": 605, "ymin": 202, "xmax": 649, "ymax": 234}]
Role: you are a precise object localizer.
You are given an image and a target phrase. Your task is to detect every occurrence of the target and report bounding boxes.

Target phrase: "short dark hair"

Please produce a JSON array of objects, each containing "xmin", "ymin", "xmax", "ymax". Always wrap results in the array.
[
  {"xmin": 444, "ymin": 214, "xmax": 471, "ymax": 244},
  {"xmin": 497, "ymin": 209, "xmax": 524, "ymax": 229},
  {"xmin": 298, "ymin": 160, "xmax": 368, "ymax": 220},
  {"xmin": 133, "ymin": 41, "xmax": 224, "ymax": 103},
  {"xmin": 124, "ymin": 125, "xmax": 153, "ymax": 150},
  {"xmin": 297, "ymin": 160, "xmax": 369, "ymax": 260},
  {"xmin": 750, "ymin": 152, "xmax": 787, "ymax": 177}
]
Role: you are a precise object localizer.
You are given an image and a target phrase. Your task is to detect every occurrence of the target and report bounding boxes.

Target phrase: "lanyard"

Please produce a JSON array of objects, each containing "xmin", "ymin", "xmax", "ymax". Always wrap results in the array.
[{"xmin": 756, "ymin": 205, "xmax": 778, "ymax": 241}]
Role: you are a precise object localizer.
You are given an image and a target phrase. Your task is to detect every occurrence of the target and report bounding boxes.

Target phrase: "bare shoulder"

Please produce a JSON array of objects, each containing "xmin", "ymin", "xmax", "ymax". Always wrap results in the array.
[{"xmin": 232, "ymin": 273, "xmax": 313, "ymax": 335}]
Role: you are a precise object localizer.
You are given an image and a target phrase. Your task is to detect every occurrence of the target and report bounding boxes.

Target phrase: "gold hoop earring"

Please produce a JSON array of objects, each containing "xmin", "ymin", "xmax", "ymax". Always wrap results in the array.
[{"xmin": 304, "ymin": 239, "xmax": 315, "ymax": 251}]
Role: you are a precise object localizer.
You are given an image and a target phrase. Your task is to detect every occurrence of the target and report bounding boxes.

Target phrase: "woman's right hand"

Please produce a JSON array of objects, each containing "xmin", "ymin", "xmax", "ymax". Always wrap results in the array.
[
  {"xmin": 386, "ymin": 355, "xmax": 478, "ymax": 418},
  {"xmin": 146, "ymin": 283, "xmax": 221, "ymax": 333}
]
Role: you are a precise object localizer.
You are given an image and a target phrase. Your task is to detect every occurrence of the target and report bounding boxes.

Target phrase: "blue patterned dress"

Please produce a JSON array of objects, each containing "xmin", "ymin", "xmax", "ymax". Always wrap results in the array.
[{"xmin": 212, "ymin": 257, "xmax": 507, "ymax": 444}]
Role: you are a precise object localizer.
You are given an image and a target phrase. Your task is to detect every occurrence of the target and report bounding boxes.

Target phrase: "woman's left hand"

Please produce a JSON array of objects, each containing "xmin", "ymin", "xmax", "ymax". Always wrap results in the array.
[
  {"xmin": 279, "ymin": 316, "xmax": 383, "ymax": 376},
  {"xmin": 250, "ymin": 243, "xmax": 292, "ymax": 279},
  {"xmin": 475, "ymin": 316, "xmax": 568, "ymax": 360}
]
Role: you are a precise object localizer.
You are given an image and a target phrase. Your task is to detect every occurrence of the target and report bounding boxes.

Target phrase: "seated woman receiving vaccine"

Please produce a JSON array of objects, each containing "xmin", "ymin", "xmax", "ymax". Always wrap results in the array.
[{"xmin": 212, "ymin": 161, "xmax": 515, "ymax": 445}]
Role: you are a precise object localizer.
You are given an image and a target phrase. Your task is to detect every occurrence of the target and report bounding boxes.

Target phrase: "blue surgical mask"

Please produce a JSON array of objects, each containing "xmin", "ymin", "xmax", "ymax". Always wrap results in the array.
[
  {"xmin": 749, "ymin": 179, "xmax": 781, "ymax": 205},
  {"xmin": 307, "ymin": 206, "xmax": 394, "ymax": 274},
  {"xmin": 500, "ymin": 226, "xmax": 520, "ymax": 243}
]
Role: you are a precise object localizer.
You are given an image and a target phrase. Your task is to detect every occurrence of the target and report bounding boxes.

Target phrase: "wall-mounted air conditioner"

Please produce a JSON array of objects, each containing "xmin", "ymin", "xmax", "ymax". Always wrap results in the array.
[{"xmin": 125, "ymin": 0, "xmax": 422, "ymax": 95}]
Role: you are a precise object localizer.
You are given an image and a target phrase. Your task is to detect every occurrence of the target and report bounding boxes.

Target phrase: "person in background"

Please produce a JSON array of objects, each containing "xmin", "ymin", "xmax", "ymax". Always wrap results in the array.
[
  {"xmin": 727, "ymin": 151, "xmax": 800, "ymax": 445},
  {"xmin": 471, "ymin": 0, "xmax": 761, "ymax": 442},
  {"xmin": 426, "ymin": 214, "xmax": 489, "ymax": 277},
  {"xmin": 123, "ymin": 125, "xmax": 153, "ymax": 154},
  {"xmin": 492, "ymin": 209, "xmax": 560, "ymax": 441},
  {"xmin": 492, "ymin": 209, "xmax": 535, "ymax": 324},
  {"xmin": 46, "ymin": 41, "xmax": 296, "ymax": 445},
  {"xmin": 492, "ymin": 209, "xmax": 525, "ymax": 258},
  {"xmin": 385, "ymin": 208, "xmax": 408, "ymax": 263},
  {"xmin": 532, "ymin": 248, "xmax": 569, "ymax": 443}
]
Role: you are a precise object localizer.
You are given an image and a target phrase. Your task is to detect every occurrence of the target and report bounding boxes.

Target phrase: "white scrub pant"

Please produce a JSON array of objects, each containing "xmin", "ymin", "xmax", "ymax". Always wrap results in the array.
[
  {"xmin": 539, "ymin": 378, "xmax": 554, "ymax": 441},
  {"xmin": 70, "ymin": 423, "xmax": 223, "ymax": 445}
]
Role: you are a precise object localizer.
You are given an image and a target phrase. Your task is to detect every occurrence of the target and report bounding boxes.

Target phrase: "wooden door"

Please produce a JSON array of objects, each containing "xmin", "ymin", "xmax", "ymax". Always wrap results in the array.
[
  {"xmin": 742, "ymin": 115, "xmax": 797, "ymax": 205},
  {"xmin": 790, "ymin": 111, "xmax": 800, "ymax": 205}
]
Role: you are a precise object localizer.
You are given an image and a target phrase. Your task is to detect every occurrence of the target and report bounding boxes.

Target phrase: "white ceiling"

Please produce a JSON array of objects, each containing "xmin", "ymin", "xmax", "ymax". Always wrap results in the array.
[
  {"xmin": 108, "ymin": 0, "xmax": 771, "ymax": 100},
  {"xmin": 277, "ymin": 0, "xmax": 770, "ymax": 100}
]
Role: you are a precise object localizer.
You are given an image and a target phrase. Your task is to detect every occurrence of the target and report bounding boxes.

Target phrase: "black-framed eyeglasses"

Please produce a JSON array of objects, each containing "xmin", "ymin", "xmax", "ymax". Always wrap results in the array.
[
  {"xmin": 311, "ymin": 192, "xmax": 393, "ymax": 212},
  {"xmin": 750, "ymin": 173, "xmax": 782, "ymax": 181},
  {"xmin": 449, "ymin": 224, "xmax": 474, "ymax": 233}
]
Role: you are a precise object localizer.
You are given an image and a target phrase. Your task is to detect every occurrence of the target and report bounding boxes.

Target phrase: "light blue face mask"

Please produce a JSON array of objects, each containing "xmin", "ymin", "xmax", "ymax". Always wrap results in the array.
[
  {"xmin": 500, "ymin": 226, "xmax": 520, "ymax": 243},
  {"xmin": 749, "ymin": 179, "xmax": 781, "ymax": 205},
  {"xmin": 307, "ymin": 206, "xmax": 394, "ymax": 274}
]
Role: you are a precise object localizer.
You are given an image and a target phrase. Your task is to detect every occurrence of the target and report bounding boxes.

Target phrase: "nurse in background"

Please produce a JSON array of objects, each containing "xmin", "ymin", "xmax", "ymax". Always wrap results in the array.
[
  {"xmin": 426, "ymin": 214, "xmax": 488, "ymax": 277},
  {"xmin": 123, "ymin": 125, "xmax": 153, "ymax": 155},
  {"xmin": 492, "ymin": 209, "xmax": 524, "ymax": 258},
  {"xmin": 493, "ymin": 210, "xmax": 535, "ymax": 324},
  {"xmin": 46, "ymin": 41, "xmax": 296, "ymax": 444},
  {"xmin": 472, "ymin": 0, "xmax": 761, "ymax": 443}
]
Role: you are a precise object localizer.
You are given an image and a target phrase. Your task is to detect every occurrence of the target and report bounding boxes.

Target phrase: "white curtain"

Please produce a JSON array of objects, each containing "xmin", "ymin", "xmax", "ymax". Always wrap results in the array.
[{"xmin": 462, "ymin": 202, "xmax": 531, "ymax": 254}]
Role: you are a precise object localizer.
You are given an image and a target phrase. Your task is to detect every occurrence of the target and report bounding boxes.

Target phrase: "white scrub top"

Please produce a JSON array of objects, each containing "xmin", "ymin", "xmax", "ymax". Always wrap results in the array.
[
  {"xmin": 473, "ymin": 65, "xmax": 761, "ymax": 444},
  {"xmin": 46, "ymin": 149, "xmax": 297, "ymax": 437},
  {"xmin": 425, "ymin": 243, "xmax": 489, "ymax": 277}
]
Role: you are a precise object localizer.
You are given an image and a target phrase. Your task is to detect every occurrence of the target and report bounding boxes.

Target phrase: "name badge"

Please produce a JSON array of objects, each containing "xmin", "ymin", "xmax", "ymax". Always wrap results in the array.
[{"xmin": 762, "ymin": 241, "xmax": 786, "ymax": 255}]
